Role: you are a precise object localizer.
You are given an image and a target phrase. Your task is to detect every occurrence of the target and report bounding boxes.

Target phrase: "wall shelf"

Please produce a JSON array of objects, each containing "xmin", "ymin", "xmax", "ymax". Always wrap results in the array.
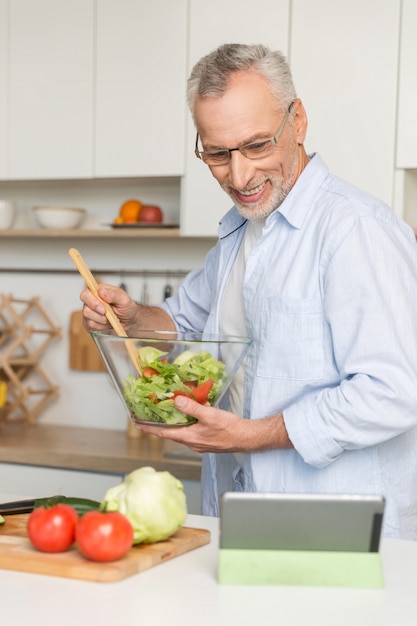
[{"xmin": 0, "ymin": 228, "xmax": 181, "ymax": 239}]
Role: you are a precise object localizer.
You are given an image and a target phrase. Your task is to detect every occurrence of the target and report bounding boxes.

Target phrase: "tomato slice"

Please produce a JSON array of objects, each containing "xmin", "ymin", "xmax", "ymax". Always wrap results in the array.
[
  {"xmin": 172, "ymin": 389, "xmax": 193, "ymax": 399},
  {"xmin": 192, "ymin": 379, "xmax": 213, "ymax": 404},
  {"xmin": 142, "ymin": 367, "xmax": 159, "ymax": 378}
]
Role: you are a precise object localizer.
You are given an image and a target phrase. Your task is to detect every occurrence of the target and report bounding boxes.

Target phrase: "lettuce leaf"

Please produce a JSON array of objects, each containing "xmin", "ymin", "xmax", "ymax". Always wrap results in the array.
[{"xmin": 123, "ymin": 349, "xmax": 226, "ymax": 425}]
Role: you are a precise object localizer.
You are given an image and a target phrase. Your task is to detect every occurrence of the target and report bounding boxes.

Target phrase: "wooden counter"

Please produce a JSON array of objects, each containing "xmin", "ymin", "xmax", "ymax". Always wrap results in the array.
[{"xmin": 0, "ymin": 423, "xmax": 201, "ymax": 481}]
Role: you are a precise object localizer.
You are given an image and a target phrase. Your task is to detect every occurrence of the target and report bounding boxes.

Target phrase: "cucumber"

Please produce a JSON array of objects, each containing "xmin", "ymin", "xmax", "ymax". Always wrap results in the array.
[{"xmin": 34, "ymin": 496, "xmax": 101, "ymax": 516}]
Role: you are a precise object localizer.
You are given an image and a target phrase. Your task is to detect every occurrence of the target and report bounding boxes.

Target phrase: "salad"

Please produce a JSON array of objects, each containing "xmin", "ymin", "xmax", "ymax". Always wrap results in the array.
[{"xmin": 123, "ymin": 346, "xmax": 227, "ymax": 426}]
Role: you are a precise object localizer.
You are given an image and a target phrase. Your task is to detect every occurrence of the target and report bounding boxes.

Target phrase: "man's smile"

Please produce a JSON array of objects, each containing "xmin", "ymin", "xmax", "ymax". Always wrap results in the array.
[{"xmin": 231, "ymin": 180, "xmax": 269, "ymax": 204}]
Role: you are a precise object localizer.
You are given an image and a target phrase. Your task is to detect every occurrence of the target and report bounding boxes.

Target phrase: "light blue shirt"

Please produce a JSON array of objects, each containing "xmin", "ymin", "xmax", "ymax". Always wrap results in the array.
[{"xmin": 161, "ymin": 154, "xmax": 417, "ymax": 539}]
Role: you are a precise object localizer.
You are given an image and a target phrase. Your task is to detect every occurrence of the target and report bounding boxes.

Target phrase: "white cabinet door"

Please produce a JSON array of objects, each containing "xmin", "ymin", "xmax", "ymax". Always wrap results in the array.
[
  {"xmin": 94, "ymin": 0, "xmax": 187, "ymax": 178},
  {"xmin": 0, "ymin": 464, "xmax": 122, "ymax": 502},
  {"xmin": 290, "ymin": 0, "xmax": 400, "ymax": 207},
  {"xmin": 396, "ymin": 0, "xmax": 417, "ymax": 169},
  {"xmin": 180, "ymin": 0, "xmax": 290, "ymax": 237},
  {"xmin": 8, "ymin": 0, "xmax": 94, "ymax": 179},
  {"xmin": 0, "ymin": 0, "xmax": 7, "ymax": 179}
]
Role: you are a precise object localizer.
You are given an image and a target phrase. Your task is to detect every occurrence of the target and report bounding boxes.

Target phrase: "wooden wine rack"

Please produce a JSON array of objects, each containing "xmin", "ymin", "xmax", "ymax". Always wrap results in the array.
[{"xmin": 0, "ymin": 294, "xmax": 61, "ymax": 425}]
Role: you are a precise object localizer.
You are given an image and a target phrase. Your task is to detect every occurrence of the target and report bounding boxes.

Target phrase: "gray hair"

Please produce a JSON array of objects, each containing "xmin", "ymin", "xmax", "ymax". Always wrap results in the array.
[{"xmin": 186, "ymin": 43, "xmax": 297, "ymax": 122}]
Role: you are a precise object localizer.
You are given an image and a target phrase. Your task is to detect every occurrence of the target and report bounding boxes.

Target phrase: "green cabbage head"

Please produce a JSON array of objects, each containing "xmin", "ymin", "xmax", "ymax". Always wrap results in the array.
[{"xmin": 101, "ymin": 466, "xmax": 187, "ymax": 544}]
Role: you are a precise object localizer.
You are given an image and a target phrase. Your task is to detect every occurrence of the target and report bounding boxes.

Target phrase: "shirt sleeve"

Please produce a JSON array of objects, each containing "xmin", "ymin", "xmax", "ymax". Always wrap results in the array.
[
  {"xmin": 159, "ymin": 241, "xmax": 221, "ymax": 333},
  {"xmin": 283, "ymin": 214, "xmax": 417, "ymax": 468}
]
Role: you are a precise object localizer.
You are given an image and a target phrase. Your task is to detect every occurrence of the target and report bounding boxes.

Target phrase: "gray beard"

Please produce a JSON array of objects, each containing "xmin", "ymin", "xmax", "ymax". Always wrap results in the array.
[{"xmin": 223, "ymin": 158, "xmax": 297, "ymax": 222}]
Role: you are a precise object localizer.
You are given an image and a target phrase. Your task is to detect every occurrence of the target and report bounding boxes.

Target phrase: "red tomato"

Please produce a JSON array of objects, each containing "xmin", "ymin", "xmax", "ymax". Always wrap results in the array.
[
  {"xmin": 27, "ymin": 504, "xmax": 78, "ymax": 553},
  {"xmin": 193, "ymin": 379, "xmax": 213, "ymax": 404},
  {"xmin": 172, "ymin": 389, "xmax": 193, "ymax": 400},
  {"xmin": 75, "ymin": 511, "xmax": 134, "ymax": 562},
  {"xmin": 143, "ymin": 367, "xmax": 159, "ymax": 378}
]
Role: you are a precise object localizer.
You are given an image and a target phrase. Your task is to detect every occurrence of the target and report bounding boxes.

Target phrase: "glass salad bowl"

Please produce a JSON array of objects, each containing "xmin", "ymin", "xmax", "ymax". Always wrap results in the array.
[{"xmin": 91, "ymin": 330, "xmax": 252, "ymax": 427}]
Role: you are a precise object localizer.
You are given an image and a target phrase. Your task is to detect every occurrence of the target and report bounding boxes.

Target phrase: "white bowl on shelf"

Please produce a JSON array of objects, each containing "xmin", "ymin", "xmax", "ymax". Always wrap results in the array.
[
  {"xmin": 32, "ymin": 206, "xmax": 86, "ymax": 230},
  {"xmin": 0, "ymin": 200, "xmax": 16, "ymax": 229}
]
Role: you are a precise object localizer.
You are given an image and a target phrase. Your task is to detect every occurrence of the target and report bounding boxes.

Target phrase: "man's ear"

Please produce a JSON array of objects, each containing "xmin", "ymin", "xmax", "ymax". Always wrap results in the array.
[{"xmin": 294, "ymin": 98, "xmax": 308, "ymax": 145}]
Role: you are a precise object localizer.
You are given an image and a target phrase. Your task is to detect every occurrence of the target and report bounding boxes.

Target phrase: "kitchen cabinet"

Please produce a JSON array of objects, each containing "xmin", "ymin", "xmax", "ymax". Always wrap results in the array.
[
  {"xmin": 4, "ymin": 0, "xmax": 187, "ymax": 180},
  {"xmin": 0, "ymin": 0, "xmax": 7, "ymax": 179},
  {"xmin": 290, "ymin": 0, "xmax": 400, "ymax": 207},
  {"xmin": 396, "ymin": 0, "xmax": 417, "ymax": 168},
  {"xmin": 94, "ymin": 0, "xmax": 187, "ymax": 177},
  {"xmin": 8, "ymin": 0, "xmax": 94, "ymax": 179},
  {"xmin": 0, "ymin": 463, "xmax": 202, "ymax": 512},
  {"xmin": 0, "ymin": 2, "xmax": 409, "ymax": 230},
  {"xmin": 180, "ymin": 0, "xmax": 291, "ymax": 237},
  {"xmin": 0, "ymin": 463, "xmax": 121, "ymax": 502},
  {"xmin": 401, "ymin": 170, "xmax": 417, "ymax": 228}
]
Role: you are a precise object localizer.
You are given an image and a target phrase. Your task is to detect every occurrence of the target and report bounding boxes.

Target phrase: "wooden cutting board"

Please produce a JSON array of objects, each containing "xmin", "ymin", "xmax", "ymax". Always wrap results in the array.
[
  {"xmin": 69, "ymin": 309, "xmax": 106, "ymax": 372},
  {"xmin": 0, "ymin": 514, "xmax": 210, "ymax": 583}
]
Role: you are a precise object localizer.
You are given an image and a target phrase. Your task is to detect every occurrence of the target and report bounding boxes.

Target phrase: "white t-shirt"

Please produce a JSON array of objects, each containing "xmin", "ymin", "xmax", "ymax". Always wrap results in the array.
[{"xmin": 220, "ymin": 218, "xmax": 265, "ymax": 463}]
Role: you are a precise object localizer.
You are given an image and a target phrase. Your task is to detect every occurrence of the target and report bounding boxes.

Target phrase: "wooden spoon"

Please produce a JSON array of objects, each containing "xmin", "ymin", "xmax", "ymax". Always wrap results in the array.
[{"xmin": 68, "ymin": 247, "xmax": 142, "ymax": 376}]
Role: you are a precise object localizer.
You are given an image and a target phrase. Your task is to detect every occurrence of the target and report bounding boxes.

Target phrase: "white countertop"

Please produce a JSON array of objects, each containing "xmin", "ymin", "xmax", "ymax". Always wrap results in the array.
[{"xmin": 1, "ymin": 493, "xmax": 417, "ymax": 626}]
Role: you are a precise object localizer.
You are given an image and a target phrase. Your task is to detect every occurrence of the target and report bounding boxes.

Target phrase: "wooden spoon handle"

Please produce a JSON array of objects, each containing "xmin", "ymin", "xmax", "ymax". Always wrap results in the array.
[
  {"xmin": 68, "ymin": 247, "xmax": 124, "ymax": 334},
  {"xmin": 68, "ymin": 247, "xmax": 142, "ymax": 375}
]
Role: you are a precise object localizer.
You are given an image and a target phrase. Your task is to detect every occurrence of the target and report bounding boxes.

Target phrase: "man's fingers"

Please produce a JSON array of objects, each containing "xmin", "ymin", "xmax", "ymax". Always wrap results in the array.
[{"xmin": 174, "ymin": 394, "xmax": 211, "ymax": 419}]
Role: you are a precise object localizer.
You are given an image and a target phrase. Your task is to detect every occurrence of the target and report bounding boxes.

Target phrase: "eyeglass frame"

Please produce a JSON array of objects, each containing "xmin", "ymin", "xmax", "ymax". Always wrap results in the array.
[{"xmin": 194, "ymin": 100, "xmax": 295, "ymax": 166}]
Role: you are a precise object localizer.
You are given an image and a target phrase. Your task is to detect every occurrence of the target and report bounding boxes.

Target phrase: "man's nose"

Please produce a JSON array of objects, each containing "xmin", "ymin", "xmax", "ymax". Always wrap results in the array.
[{"xmin": 227, "ymin": 150, "xmax": 256, "ymax": 190}]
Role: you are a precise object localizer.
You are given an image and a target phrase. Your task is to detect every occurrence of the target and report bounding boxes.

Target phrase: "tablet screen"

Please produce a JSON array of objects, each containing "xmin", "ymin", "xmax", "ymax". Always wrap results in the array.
[{"xmin": 220, "ymin": 492, "xmax": 385, "ymax": 552}]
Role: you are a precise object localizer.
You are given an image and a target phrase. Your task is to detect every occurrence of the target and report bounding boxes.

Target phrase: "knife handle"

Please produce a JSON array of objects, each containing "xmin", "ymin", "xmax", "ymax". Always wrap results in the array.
[{"xmin": 0, "ymin": 498, "xmax": 36, "ymax": 515}]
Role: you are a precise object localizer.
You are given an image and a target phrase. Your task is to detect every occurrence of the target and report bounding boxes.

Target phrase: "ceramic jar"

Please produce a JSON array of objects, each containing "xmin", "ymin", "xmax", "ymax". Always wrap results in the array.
[{"xmin": 0, "ymin": 200, "xmax": 16, "ymax": 229}]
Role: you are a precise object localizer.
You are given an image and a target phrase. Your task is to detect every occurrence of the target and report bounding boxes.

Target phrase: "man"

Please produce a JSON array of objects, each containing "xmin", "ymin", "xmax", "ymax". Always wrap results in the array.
[{"xmin": 81, "ymin": 44, "xmax": 417, "ymax": 539}]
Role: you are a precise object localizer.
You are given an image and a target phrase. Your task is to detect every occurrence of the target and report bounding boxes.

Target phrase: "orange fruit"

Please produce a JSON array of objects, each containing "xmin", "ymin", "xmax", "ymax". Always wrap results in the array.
[{"xmin": 118, "ymin": 199, "xmax": 142, "ymax": 222}]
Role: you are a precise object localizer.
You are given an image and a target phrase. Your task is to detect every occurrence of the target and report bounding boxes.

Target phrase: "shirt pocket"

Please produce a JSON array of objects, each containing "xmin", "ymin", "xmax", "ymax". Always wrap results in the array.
[{"xmin": 257, "ymin": 296, "xmax": 324, "ymax": 380}]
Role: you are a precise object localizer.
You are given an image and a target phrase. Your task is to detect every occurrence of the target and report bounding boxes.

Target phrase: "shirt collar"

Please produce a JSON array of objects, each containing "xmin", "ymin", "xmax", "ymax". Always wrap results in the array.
[
  {"xmin": 274, "ymin": 153, "xmax": 329, "ymax": 229},
  {"xmin": 217, "ymin": 153, "xmax": 329, "ymax": 236}
]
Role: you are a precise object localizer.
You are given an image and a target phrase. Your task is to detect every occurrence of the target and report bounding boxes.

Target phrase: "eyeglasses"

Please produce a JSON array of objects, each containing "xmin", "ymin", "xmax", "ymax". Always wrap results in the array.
[{"xmin": 195, "ymin": 100, "xmax": 295, "ymax": 166}]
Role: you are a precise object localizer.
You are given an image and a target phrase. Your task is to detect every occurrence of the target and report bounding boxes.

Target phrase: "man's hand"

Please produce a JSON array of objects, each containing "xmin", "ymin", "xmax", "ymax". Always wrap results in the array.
[
  {"xmin": 80, "ymin": 284, "xmax": 138, "ymax": 332},
  {"xmin": 137, "ymin": 394, "xmax": 293, "ymax": 454},
  {"xmin": 80, "ymin": 283, "xmax": 176, "ymax": 333}
]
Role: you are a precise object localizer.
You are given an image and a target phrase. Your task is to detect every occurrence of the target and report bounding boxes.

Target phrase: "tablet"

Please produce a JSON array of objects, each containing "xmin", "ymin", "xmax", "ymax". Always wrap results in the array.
[{"xmin": 219, "ymin": 492, "xmax": 385, "ymax": 552}]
